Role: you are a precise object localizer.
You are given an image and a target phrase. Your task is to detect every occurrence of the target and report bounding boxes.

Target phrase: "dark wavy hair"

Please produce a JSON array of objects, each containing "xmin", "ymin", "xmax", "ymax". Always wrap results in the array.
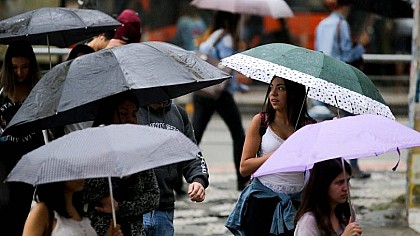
[
  {"xmin": 295, "ymin": 158, "xmax": 352, "ymax": 235},
  {"xmin": 197, "ymin": 11, "xmax": 240, "ymax": 51},
  {"xmin": 0, "ymin": 40, "xmax": 40, "ymax": 98},
  {"xmin": 262, "ymin": 77, "xmax": 311, "ymax": 130},
  {"xmin": 34, "ymin": 182, "xmax": 84, "ymax": 218}
]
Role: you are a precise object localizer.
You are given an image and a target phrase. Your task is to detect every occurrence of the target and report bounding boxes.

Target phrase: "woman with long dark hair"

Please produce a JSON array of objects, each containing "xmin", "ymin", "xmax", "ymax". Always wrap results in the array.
[
  {"xmin": 0, "ymin": 40, "xmax": 44, "ymax": 235},
  {"xmin": 226, "ymin": 76, "xmax": 315, "ymax": 235},
  {"xmin": 294, "ymin": 158, "xmax": 362, "ymax": 236}
]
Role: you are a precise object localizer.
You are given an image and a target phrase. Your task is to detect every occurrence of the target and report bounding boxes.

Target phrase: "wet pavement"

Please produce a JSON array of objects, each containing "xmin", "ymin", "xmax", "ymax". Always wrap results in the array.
[{"xmin": 172, "ymin": 115, "xmax": 420, "ymax": 236}]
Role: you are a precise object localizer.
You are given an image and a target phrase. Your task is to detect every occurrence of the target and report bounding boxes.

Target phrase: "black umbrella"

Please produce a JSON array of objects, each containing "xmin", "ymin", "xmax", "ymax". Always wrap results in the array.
[
  {"xmin": 2, "ymin": 41, "xmax": 231, "ymax": 136},
  {"xmin": 352, "ymin": 0, "xmax": 413, "ymax": 18},
  {"xmin": 0, "ymin": 7, "xmax": 121, "ymax": 47}
]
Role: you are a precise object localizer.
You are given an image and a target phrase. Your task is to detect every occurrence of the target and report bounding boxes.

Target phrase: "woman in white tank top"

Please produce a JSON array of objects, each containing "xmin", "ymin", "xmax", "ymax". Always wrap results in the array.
[{"xmin": 227, "ymin": 76, "xmax": 315, "ymax": 235}]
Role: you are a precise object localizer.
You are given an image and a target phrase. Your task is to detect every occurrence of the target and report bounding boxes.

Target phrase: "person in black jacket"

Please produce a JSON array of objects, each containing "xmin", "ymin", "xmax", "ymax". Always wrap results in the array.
[{"xmin": 138, "ymin": 99, "xmax": 209, "ymax": 236}]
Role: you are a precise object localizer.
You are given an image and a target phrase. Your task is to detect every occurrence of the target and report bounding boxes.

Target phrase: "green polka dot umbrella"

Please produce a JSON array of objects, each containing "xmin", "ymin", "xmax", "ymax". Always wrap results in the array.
[{"xmin": 221, "ymin": 43, "xmax": 394, "ymax": 120}]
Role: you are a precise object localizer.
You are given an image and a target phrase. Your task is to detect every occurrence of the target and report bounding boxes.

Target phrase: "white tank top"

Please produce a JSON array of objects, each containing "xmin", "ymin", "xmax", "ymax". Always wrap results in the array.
[
  {"xmin": 257, "ymin": 126, "xmax": 304, "ymax": 194},
  {"xmin": 52, "ymin": 211, "xmax": 97, "ymax": 236}
]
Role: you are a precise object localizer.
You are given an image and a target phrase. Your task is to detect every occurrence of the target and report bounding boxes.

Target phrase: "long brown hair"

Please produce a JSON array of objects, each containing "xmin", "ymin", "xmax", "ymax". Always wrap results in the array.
[
  {"xmin": 295, "ymin": 158, "xmax": 352, "ymax": 235},
  {"xmin": 0, "ymin": 40, "xmax": 40, "ymax": 98},
  {"xmin": 262, "ymin": 77, "xmax": 311, "ymax": 130},
  {"xmin": 195, "ymin": 11, "xmax": 240, "ymax": 51}
]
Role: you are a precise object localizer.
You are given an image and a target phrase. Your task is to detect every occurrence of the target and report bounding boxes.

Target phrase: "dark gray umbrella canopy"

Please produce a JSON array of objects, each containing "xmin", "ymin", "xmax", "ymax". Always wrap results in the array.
[
  {"xmin": 2, "ymin": 41, "xmax": 231, "ymax": 135},
  {"xmin": 0, "ymin": 7, "xmax": 121, "ymax": 47},
  {"xmin": 352, "ymin": 0, "xmax": 413, "ymax": 18}
]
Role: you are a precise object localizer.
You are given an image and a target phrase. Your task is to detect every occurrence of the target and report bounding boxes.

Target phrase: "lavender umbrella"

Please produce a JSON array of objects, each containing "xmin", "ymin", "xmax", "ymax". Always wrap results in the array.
[{"xmin": 254, "ymin": 114, "xmax": 420, "ymax": 177}]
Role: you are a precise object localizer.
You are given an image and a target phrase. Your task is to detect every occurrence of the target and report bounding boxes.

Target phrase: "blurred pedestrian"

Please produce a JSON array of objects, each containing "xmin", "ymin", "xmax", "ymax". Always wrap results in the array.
[
  {"xmin": 0, "ymin": 40, "xmax": 44, "ymax": 235},
  {"xmin": 138, "ymin": 99, "xmax": 209, "ymax": 236},
  {"xmin": 316, "ymin": 0, "xmax": 369, "ymax": 67},
  {"xmin": 314, "ymin": 0, "xmax": 371, "ymax": 179},
  {"xmin": 171, "ymin": 4, "xmax": 206, "ymax": 51},
  {"xmin": 170, "ymin": 4, "xmax": 207, "ymax": 195},
  {"xmin": 295, "ymin": 158, "xmax": 362, "ymax": 236},
  {"xmin": 106, "ymin": 9, "xmax": 142, "ymax": 48},
  {"xmin": 193, "ymin": 11, "xmax": 249, "ymax": 191},
  {"xmin": 226, "ymin": 76, "xmax": 315, "ymax": 235},
  {"xmin": 83, "ymin": 91, "xmax": 160, "ymax": 236},
  {"xmin": 23, "ymin": 180, "xmax": 123, "ymax": 236}
]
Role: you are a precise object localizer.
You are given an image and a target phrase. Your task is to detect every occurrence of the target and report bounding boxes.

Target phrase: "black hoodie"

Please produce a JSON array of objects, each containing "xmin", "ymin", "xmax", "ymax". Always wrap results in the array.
[{"xmin": 138, "ymin": 100, "xmax": 209, "ymax": 210}]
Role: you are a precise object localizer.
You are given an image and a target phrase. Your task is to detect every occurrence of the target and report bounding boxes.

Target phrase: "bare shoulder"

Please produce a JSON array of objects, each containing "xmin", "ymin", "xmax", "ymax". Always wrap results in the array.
[
  {"xmin": 23, "ymin": 202, "xmax": 50, "ymax": 236},
  {"xmin": 27, "ymin": 202, "xmax": 50, "ymax": 226},
  {"xmin": 250, "ymin": 113, "xmax": 262, "ymax": 126}
]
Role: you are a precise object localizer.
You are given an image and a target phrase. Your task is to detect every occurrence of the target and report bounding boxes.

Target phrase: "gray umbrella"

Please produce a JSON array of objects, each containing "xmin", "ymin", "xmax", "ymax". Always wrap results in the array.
[
  {"xmin": 5, "ymin": 124, "xmax": 200, "ymax": 184},
  {"xmin": 5, "ymin": 123, "xmax": 201, "ymax": 226},
  {"xmin": 0, "ymin": 7, "xmax": 121, "ymax": 47},
  {"xmin": 2, "ymin": 41, "xmax": 230, "ymax": 136}
]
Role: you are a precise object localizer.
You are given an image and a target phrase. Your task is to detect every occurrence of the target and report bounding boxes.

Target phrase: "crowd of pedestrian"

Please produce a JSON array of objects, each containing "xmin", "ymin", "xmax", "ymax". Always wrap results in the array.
[{"xmin": 0, "ymin": 0, "xmax": 396, "ymax": 235}]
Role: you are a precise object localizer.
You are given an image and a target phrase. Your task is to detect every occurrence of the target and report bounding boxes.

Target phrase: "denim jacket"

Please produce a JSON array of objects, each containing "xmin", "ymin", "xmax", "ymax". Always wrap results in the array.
[{"xmin": 225, "ymin": 178, "xmax": 301, "ymax": 235}]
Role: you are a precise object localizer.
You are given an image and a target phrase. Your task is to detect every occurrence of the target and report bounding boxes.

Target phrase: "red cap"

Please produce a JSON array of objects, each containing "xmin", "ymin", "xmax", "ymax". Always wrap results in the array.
[{"xmin": 114, "ymin": 9, "xmax": 142, "ymax": 43}]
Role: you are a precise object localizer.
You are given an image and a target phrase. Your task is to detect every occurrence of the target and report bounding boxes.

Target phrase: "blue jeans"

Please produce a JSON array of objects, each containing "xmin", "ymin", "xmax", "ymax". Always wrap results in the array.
[{"xmin": 143, "ymin": 210, "xmax": 174, "ymax": 236}]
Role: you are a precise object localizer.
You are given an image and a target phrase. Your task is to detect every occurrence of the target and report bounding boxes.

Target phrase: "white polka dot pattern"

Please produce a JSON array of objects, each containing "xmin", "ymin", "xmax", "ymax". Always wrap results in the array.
[{"xmin": 221, "ymin": 54, "xmax": 395, "ymax": 120}]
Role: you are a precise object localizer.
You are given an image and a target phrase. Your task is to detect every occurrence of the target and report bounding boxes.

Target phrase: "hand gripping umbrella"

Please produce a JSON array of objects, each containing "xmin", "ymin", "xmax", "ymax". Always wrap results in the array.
[
  {"xmin": 2, "ymin": 41, "xmax": 231, "ymax": 136},
  {"xmin": 6, "ymin": 124, "xmax": 202, "ymax": 226},
  {"xmin": 221, "ymin": 43, "xmax": 395, "ymax": 120}
]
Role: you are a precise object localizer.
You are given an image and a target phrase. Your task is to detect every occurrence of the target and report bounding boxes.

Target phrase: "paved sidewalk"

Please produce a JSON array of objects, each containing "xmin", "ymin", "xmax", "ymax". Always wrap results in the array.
[{"xmin": 172, "ymin": 116, "xmax": 420, "ymax": 236}]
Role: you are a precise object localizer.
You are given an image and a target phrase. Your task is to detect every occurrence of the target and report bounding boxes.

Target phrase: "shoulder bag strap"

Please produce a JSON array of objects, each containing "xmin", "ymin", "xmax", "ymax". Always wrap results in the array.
[
  {"xmin": 211, "ymin": 30, "xmax": 227, "ymax": 59},
  {"xmin": 336, "ymin": 18, "xmax": 343, "ymax": 56}
]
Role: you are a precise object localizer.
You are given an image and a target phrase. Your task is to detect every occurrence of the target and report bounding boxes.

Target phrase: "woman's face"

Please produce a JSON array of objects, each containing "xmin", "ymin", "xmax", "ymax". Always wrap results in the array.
[
  {"xmin": 328, "ymin": 172, "xmax": 350, "ymax": 207},
  {"xmin": 269, "ymin": 77, "xmax": 287, "ymax": 111},
  {"xmin": 12, "ymin": 56, "xmax": 31, "ymax": 83},
  {"xmin": 64, "ymin": 179, "xmax": 85, "ymax": 193},
  {"xmin": 113, "ymin": 100, "xmax": 138, "ymax": 124}
]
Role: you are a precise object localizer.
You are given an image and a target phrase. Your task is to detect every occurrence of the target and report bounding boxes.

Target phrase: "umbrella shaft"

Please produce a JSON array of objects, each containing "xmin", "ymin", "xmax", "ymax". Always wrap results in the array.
[{"xmin": 108, "ymin": 176, "xmax": 117, "ymax": 227}]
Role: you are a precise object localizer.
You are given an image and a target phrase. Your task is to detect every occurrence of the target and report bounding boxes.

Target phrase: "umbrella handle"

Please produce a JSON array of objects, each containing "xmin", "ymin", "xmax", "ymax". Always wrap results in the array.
[
  {"xmin": 47, "ymin": 35, "xmax": 52, "ymax": 70},
  {"xmin": 42, "ymin": 130, "xmax": 49, "ymax": 144},
  {"xmin": 108, "ymin": 176, "xmax": 117, "ymax": 228},
  {"xmin": 341, "ymin": 158, "xmax": 356, "ymax": 221}
]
